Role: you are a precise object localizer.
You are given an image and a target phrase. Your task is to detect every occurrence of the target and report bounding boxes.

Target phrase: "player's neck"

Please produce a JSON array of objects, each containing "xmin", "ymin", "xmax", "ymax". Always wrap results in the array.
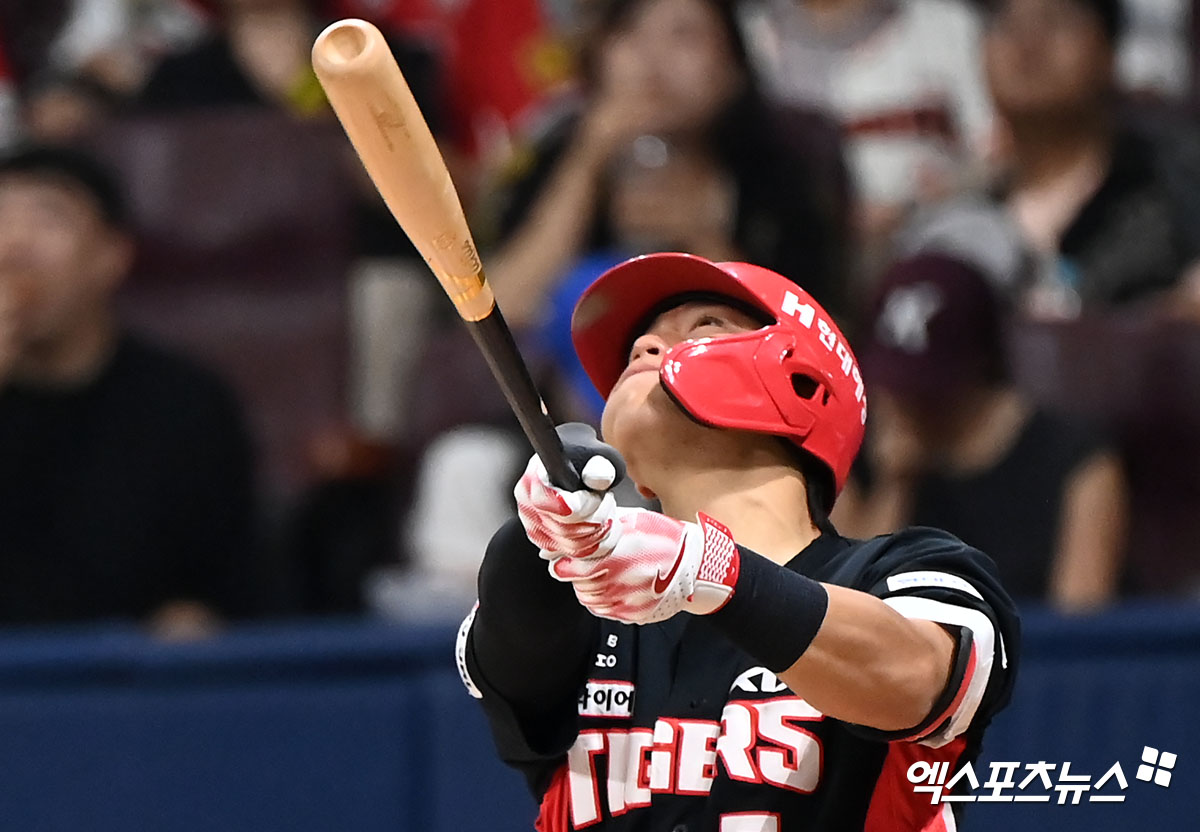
[{"xmin": 656, "ymin": 461, "xmax": 820, "ymax": 565}]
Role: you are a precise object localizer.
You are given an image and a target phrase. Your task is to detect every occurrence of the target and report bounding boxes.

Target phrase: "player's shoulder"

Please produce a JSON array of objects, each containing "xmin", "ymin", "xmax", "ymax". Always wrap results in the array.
[
  {"xmin": 832, "ymin": 526, "xmax": 1011, "ymax": 606},
  {"xmin": 869, "ymin": 524, "xmax": 985, "ymax": 553},
  {"xmin": 842, "ymin": 525, "xmax": 995, "ymax": 571}
]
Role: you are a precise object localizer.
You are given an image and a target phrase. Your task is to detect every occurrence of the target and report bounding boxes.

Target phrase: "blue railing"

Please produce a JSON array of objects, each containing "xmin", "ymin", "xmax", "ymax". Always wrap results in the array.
[{"xmin": 0, "ymin": 604, "xmax": 1194, "ymax": 831}]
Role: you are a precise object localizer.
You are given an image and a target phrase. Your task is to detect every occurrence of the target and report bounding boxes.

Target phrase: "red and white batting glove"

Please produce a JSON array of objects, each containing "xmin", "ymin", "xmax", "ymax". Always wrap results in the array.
[
  {"xmin": 548, "ymin": 509, "xmax": 741, "ymax": 624},
  {"xmin": 514, "ymin": 453, "xmax": 619, "ymax": 558}
]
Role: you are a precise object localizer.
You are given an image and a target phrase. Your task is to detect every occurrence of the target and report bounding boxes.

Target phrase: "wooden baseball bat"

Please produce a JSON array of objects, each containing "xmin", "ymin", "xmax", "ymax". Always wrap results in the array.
[{"xmin": 312, "ymin": 18, "xmax": 582, "ymax": 490}]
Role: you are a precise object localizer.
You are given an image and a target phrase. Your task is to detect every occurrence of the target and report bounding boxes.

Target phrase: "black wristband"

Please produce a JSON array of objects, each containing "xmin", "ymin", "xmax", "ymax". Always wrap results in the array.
[{"xmin": 709, "ymin": 547, "xmax": 829, "ymax": 673}]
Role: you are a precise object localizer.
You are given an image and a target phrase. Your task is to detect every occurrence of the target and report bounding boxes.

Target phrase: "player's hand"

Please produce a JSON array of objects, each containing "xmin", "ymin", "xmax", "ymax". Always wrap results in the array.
[
  {"xmin": 548, "ymin": 509, "xmax": 740, "ymax": 624},
  {"xmin": 514, "ymin": 451, "xmax": 620, "ymax": 558}
]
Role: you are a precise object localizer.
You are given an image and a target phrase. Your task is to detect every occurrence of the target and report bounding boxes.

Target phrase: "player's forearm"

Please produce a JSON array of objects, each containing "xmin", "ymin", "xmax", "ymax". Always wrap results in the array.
[
  {"xmin": 709, "ymin": 550, "xmax": 955, "ymax": 732},
  {"xmin": 777, "ymin": 585, "xmax": 956, "ymax": 731}
]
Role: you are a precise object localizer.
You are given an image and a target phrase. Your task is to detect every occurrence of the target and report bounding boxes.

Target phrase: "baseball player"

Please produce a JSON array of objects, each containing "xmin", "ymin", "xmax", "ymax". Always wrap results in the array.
[{"xmin": 457, "ymin": 252, "xmax": 1020, "ymax": 831}]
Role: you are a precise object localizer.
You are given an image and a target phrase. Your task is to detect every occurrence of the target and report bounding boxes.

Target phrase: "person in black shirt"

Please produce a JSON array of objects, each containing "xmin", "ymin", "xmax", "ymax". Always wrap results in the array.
[
  {"xmin": 0, "ymin": 144, "xmax": 255, "ymax": 632},
  {"xmin": 982, "ymin": 0, "xmax": 1200, "ymax": 315},
  {"xmin": 137, "ymin": 0, "xmax": 442, "ymax": 124},
  {"xmin": 458, "ymin": 252, "xmax": 1020, "ymax": 830},
  {"xmin": 835, "ymin": 251, "xmax": 1128, "ymax": 609}
]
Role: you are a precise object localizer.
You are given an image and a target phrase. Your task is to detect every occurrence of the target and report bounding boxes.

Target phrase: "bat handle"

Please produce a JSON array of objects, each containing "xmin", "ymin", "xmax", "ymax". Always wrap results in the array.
[
  {"xmin": 527, "ymin": 417, "xmax": 583, "ymax": 492},
  {"xmin": 463, "ymin": 310, "xmax": 585, "ymax": 491}
]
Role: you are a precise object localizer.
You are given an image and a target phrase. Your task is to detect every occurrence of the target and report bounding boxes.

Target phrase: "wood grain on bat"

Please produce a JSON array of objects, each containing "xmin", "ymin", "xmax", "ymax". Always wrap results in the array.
[{"xmin": 312, "ymin": 19, "xmax": 494, "ymax": 321}]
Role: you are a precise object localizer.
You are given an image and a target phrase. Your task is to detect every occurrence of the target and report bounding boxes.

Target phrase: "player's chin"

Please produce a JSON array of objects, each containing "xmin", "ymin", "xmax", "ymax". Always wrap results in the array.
[{"xmin": 601, "ymin": 379, "xmax": 680, "ymax": 454}]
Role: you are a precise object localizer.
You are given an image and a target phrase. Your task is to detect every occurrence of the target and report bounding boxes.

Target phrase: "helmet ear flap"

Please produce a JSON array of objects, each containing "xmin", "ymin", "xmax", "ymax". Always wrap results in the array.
[{"xmin": 752, "ymin": 329, "xmax": 833, "ymax": 435}]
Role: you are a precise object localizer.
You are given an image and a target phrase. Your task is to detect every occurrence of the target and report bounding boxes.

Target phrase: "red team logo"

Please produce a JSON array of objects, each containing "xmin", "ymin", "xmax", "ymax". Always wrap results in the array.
[{"xmin": 568, "ymin": 669, "xmax": 824, "ymax": 829}]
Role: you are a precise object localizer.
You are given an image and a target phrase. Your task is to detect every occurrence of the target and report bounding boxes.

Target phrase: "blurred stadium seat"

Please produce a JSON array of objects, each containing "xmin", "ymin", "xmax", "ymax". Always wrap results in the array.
[
  {"xmin": 402, "ymin": 321, "xmax": 523, "ymax": 455},
  {"xmin": 88, "ymin": 109, "xmax": 353, "ymax": 286},
  {"xmin": 1009, "ymin": 317, "xmax": 1200, "ymax": 597},
  {"xmin": 85, "ymin": 110, "xmax": 356, "ymax": 495}
]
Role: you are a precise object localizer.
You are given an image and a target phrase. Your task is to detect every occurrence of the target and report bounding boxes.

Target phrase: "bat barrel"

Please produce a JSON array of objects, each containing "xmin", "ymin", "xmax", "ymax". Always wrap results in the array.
[
  {"xmin": 312, "ymin": 19, "xmax": 580, "ymax": 491},
  {"xmin": 312, "ymin": 19, "xmax": 495, "ymax": 323}
]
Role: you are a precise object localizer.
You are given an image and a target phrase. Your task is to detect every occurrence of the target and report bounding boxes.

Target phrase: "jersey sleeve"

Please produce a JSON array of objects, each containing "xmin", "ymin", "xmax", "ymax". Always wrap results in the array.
[
  {"xmin": 456, "ymin": 517, "xmax": 598, "ymax": 795},
  {"xmin": 846, "ymin": 527, "xmax": 1020, "ymax": 748}
]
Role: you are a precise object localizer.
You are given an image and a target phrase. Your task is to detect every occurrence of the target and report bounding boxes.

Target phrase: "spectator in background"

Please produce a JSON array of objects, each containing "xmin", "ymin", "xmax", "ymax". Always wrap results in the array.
[
  {"xmin": 0, "ymin": 145, "xmax": 256, "ymax": 634},
  {"xmin": 328, "ymin": 0, "xmax": 561, "ymax": 163},
  {"xmin": 833, "ymin": 252, "xmax": 1129, "ymax": 611},
  {"xmin": 1115, "ymin": 0, "xmax": 1193, "ymax": 100},
  {"xmin": 22, "ymin": 73, "xmax": 120, "ymax": 144},
  {"xmin": 135, "ymin": 0, "xmax": 444, "ymax": 258},
  {"xmin": 983, "ymin": 0, "xmax": 1200, "ymax": 316},
  {"xmin": 891, "ymin": 192, "xmax": 1033, "ymax": 298},
  {"xmin": 0, "ymin": 2, "xmax": 73, "ymax": 146},
  {"xmin": 484, "ymin": 0, "xmax": 844, "ymax": 321},
  {"xmin": 37, "ymin": 0, "xmax": 207, "ymax": 97},
  {"xmin": 738, "ymin": 0, "xmax": 995, "ymax": 256},
  {"xmin": 0, "ymin": 2, "xmax": 74, "ymax": 90},
  {"xmin": 131, "ymin": 0, "xmax": 447, "ymax": 446},
  {"xmin": 136, "ymin": 0, "xmax": 331, "ymax": 116},
  {"xmin": 0, "ymin": 1, "xmax": 208, "ymax": 143},
  {"xmin": 0, "ymin": 39, "xmax": 17, "ymax": 149},
  {"xmin": 483, "ymin": 0, "xmax": 845, "ymax": 421}
]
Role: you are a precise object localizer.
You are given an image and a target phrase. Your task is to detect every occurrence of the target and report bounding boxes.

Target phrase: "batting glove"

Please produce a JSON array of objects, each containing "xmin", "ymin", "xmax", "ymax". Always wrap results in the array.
[
  {"xmin": 548, "ymin": 509, "xmax": 741, "ymax": 624},
  {"xmin": 514, "ymin": 451, "xmax": 620, "ymax": 558}
]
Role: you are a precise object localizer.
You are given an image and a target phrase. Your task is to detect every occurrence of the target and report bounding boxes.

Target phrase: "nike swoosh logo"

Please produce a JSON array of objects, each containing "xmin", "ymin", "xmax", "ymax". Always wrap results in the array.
[{"xmin": 653, "ymin": 539, "xmax": 688, "ymax": 594}]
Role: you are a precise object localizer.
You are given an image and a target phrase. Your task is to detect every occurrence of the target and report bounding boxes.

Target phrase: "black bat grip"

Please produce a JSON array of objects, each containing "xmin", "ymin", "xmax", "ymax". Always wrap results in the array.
[
  {"xmin": 529, "ymin": 423, "xmax": 583, "ymax": 492},
  {"xmin": 463, "ymin": 309, "xmax": 628, "ymax": 492}
]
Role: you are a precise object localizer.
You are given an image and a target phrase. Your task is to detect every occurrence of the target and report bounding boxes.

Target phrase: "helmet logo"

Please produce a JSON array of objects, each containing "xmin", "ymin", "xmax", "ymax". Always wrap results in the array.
[
  {"xmin": 781, "ymin": 290, "xmax": 816, "ymax": 327},
  {"xmin": 780, "ymin": 290, "xmax": 865, "ymax": 423}
]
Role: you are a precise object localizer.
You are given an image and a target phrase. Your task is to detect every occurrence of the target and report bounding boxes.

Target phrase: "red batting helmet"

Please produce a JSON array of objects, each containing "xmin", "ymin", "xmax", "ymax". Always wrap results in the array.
[{"xmin": 571, "ymin": 252, "xmax": 866, "ymax": 493}]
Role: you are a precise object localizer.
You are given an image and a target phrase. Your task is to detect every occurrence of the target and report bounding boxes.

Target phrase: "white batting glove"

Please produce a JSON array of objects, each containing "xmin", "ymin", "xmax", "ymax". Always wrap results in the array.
[
  {"xmin": 514, "ymin": 452, "xmax": 619, "ymax": 558},
  {"xmin": 547, "ymin": 509, "xmax": 741, "ymax": 624}
]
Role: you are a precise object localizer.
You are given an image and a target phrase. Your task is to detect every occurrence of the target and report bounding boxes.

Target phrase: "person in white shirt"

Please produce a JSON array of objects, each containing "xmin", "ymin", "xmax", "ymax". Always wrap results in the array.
[{"xmin": 740, "ymin": 0, "xmax": 995, "ymax": 244}]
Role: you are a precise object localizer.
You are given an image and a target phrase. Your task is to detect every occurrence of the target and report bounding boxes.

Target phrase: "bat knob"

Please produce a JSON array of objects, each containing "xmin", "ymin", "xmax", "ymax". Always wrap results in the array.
[{"xmin": 556, "ymin": 422, "xmax": 627, "ymax": 493}]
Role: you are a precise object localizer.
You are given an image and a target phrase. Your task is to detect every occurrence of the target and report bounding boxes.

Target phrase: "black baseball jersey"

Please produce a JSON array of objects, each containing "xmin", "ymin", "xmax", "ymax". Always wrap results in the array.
[{"xmin": 460, "ymin": 524, "xmax": 1019, "ymax": 832}]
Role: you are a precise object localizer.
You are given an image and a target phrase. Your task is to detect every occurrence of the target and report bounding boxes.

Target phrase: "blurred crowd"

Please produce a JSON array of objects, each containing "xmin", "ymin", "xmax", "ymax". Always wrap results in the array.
[{"xmin": 2, "ymin": 0, "xmax": 1200, "ymax": 635}]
